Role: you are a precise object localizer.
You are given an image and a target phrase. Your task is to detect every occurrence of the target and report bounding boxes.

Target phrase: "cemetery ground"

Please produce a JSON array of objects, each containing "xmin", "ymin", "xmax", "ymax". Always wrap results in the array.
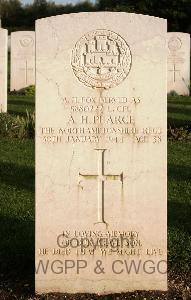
[{"xmin": 0, "ymin": 94, "xmax": 190, "ymax": 299}]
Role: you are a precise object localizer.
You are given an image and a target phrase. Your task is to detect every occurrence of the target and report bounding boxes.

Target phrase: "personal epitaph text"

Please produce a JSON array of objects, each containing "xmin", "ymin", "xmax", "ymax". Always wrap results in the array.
[{"xmin": 36, "ymin": 12, "xmax": 167, "ymax": 294}]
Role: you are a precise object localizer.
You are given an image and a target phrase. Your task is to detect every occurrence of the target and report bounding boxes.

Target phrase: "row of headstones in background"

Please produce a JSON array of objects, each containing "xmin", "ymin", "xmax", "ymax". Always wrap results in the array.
[
  {"xmin": 10, "ymin": 31, "xmax": 190, "ymax": 95},
  {"xmin": 0, "ymin": 30, "xmax": 35, "ymax": 112},
  {"xmin": 0, "ymin": 29, "xmax": 190, "ymax": 113},
  {"xmin": 8, "ymin": 31, "xmax": 191, "ymax": 95}
]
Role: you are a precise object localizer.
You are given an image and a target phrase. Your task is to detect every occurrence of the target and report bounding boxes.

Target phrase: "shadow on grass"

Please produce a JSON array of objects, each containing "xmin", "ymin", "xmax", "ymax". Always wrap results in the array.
[
  {"xmin": 8, "ymin": 100, "xmax": 35, "ymax": 106},
  {"xmin": 0, "ymin": 160, "xmax": 34, "ymax": 192},
  {"xmin": 168, "ymin": 200, "xmax": 191, "ymax": 272},
  {"xmin": 7, "ymin": 109, "xmax": 30, "ymax": 117},
  {"xmin": 167, "ymin": 117, "xmax": 191, "ymax": 129},
  {"xmin": 168, "ymin": 100, "xmax": 191, "ymax": 106},
  {"xmin": 168, "ymin": 163, "xmax": 191, "ymax": 182},
  {"xmin": 0, "ymin": 215, "xmax": 34, "ymax": 292},
  {"xmin": 168, "ymin": 106, "xmax": 191, "ymax": 117},
  {"xmin": 168, "ymin": 201, "xmax": 191, "ymax": 234}
]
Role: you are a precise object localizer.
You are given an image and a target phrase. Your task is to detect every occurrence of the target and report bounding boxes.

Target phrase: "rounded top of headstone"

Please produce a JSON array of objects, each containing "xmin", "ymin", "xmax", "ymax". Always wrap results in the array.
[
  {"xmin": 11, "ymin": 30, "xmax": 35, "ymax": 36},
  {"xmin": 35, "ymin": 11, "xmax": 167, "ymax": 25},
  {"xmin": 0, "ymin": 28, "xmax": 8, "ymax": 33},
  {"xmin": 168, "ymin": 32, "xmax": 190, "ymax": 36}
]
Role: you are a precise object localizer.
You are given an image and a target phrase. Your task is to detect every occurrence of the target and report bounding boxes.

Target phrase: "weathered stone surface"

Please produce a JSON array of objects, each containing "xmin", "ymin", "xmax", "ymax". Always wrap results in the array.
[
  {"xmin": 167, "ymin": 32, "xmax": 190, "ymax": 95},
  {"xmin": 0, "ymin": 28, "xmax": 8, "ymax": 112},
  {"xmin": 36, "ymin": 12, "xmax": 167, "ymax": 294},
  {"xmin": 10, "ymin": 31, "xmax": 35, "ymax": 91}
]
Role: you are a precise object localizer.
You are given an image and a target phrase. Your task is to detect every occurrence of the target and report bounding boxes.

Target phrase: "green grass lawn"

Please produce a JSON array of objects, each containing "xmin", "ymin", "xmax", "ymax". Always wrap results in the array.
[
  {"xmin": 167, "ymin": 96, "xmax": 191, "ymax": 271},
  {"xmin": 0, "ymin": 95, "xmax": 35, "ymax": 285},
  {"xmin": 0, "ymin": 138, "xmax": 34, "ymax": 284},
  {"xmin": 0, "ymin": 94, "xmax": 191, "ymax": 290},
  {"xmin": 8, "ymin": 95, "xmax": 35, "ymax": 116},
  {"xmin": 168, "ymin": 95, "xmax": 191, "ymax": 129},
  {"xmin": 168, "ymin": 141, "xmax": 191, "ymax": 271}
]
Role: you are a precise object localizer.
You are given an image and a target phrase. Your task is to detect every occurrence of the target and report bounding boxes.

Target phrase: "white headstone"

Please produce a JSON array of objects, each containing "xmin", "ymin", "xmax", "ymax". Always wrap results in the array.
[
  {"xmin": 0, "ymin": 28, "xmax": 8, "ymax": 113},
  {"xmin": 10, "ymin": 31, "xmax": 35, "ymax": 91},
  {"xmin": 167, "ymin": 32, "xmax": 190, "ymax": 96},
  {"xmin": 36, "ymin": 12, "xmax": 167, "ymax": 294}
]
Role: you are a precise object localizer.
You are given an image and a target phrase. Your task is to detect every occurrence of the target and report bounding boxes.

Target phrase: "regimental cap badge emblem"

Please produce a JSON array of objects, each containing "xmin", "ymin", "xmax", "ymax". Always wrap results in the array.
[{"xmin": 71, "ymin": 29, "xmax": 132, "ymax": 89}]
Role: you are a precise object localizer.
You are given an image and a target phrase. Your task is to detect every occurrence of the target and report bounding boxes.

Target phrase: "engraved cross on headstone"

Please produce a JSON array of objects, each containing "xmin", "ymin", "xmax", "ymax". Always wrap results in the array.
[
  {"xmin": 168, "ymin": 64, "xmax": 180, "ymax": 82},
  {"xmin": 79, "ymin": 149, "xmax": 123, "ymax": 226},
  {"xmin": 20, "ymin": 60, "xmax": 34, "ymax": 85}
]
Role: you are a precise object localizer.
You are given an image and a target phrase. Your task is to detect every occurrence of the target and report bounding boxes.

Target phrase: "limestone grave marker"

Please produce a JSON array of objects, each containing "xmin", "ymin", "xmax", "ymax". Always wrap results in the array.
[
  {"xmin": 167, "ymin": 32, "xmax": 190, "ymax": 95},
  {"xmin": 10, "ymin": 31, "xmax": 35, "ymax": 91},
  {"xmin": 36, "ymin": 12, "xmax": 167, "ymax": 294}
]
